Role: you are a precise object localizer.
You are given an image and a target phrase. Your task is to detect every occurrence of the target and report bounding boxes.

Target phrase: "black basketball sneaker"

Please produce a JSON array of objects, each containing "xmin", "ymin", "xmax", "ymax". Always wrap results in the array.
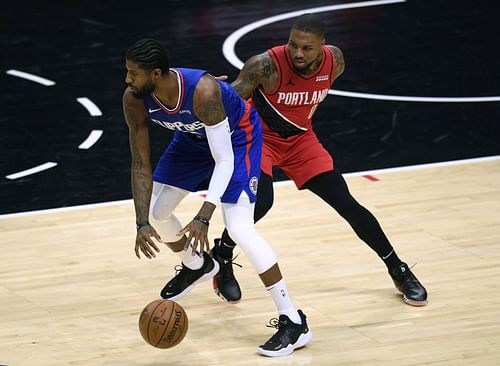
[
  {"xmin": 257, "ymin": 309, "xmax": 313, "ymax": 357},
  {"xmin": 389, "ymin": 262, "xmax": 428, "ymax": 306},
  {"xmin": 160, "ymin": 251, "xmax": 219, "ymax": 301},
  {"xmin": 211, "ymin": 238, "xmax": 242, "ymax": 303}
]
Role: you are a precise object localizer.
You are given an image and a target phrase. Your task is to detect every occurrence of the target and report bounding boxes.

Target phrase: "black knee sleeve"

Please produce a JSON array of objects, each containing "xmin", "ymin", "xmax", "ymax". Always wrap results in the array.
[{"xmin": 220, "ymin": 171, "xmax": 275, "ymax": 249}]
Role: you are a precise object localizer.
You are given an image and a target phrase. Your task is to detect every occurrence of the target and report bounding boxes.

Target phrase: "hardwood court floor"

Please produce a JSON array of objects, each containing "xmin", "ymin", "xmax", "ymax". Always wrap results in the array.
[{"xmin": 1, "ymin": 158, "xmax": 500, "ymax": 366}]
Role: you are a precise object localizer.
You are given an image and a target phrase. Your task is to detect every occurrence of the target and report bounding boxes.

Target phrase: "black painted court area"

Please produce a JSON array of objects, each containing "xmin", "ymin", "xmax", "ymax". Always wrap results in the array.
[{"xmin": 1, "ymin": 0, "xmax": 499, "ymax": 214}]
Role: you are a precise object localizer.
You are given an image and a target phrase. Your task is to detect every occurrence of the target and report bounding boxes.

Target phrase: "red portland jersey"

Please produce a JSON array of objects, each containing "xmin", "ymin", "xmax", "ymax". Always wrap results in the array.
[{"xmin": 250, "ymin": 44, "xmax": 336, "ymax": 138}]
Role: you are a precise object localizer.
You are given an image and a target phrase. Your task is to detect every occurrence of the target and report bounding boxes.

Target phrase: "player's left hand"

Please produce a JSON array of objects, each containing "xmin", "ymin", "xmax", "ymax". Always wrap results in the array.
[
  {"xmin": 135, "ymin": 224, "xmax": 161, "ymax": 259},
  {"xmin": 177, "ymin": 218, "xmax": 210, "ymax": 255}
]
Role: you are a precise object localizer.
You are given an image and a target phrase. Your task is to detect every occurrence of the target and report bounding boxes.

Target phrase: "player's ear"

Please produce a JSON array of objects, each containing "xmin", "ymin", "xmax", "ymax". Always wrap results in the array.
[
  {"xmin": 320, "ymin": 38, "xmax": 326, "ymax": 46},
  {"xmin": 151, "ymin": 68, "xmax": 162, "ymax": 80}
]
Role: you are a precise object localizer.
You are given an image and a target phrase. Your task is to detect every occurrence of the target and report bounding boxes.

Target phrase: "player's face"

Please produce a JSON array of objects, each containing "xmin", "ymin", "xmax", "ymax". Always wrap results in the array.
[
  {"xmin": 287, "ymin": 29, "xmax": 325, "ymax": 74},
  {"xmin": 125, "ymin": 60, "xmax": 155, "ymax": 98}
]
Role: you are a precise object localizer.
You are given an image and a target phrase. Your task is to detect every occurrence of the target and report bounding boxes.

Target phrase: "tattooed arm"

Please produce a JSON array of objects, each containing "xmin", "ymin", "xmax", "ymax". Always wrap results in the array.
[
  {"xmin": 193, "ymin": 74, "xmax": 227, "ymax": 127},
  {"xmin": 193, "ymin": 75, "xmax": 232, "ymax": 215},
  {"xmin": 122, "ymin": 87, "xmax": 161, "ymax": 259},
  {"xmin": 231, "ymin": 51, "xmax": 278, "ymax": 99},
  {"xmin": 176, "ymin": 74, "xmax": 234, "ymax": 254},
  {"xmin": 326, "ymin": 45, "xmax": 345, "ymax": 82}
]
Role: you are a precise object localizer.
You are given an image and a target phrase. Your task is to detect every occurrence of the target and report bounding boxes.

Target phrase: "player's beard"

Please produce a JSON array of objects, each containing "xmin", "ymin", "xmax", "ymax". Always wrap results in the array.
[
  {"xmin": 131, "ymin": 80, "xmax": 155, "ymax": 98},
  {"xmin": 293, "ymin": 62, "xmax": 313, "ymax": 74},
  {"xmin": 293, "ymin": 55, "xmax": 321, "ymax": 75}
]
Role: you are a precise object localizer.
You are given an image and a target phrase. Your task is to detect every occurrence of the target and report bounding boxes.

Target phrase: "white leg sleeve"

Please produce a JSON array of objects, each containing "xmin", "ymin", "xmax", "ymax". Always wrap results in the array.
[
  {"xmin": 149, "ymin": 182, "xmax": 189, "ymax": 243},
  {"xmin": 221, "ymin": 193, "xmax": 277, "ymax": 274}
]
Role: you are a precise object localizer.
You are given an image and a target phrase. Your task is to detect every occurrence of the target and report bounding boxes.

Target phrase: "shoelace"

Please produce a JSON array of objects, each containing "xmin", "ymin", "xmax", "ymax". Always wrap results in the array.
[
  {"xmin": 395, "ymin": 263, "xmax": 417, "ymax": 278},
  {"xmin": 400, "ymin": 264, "xmax": 422, "ymax": 287},
  {"xmin": 222, "ymin": 253, "xmax": 243, "ymax": 269},
  {"xmin": 401, "ymin": 263, "xmax": 418, "ymax": 277},
  {"xmin": 263, "ymin": 317, "xmax": 291, "ymax": 345}
]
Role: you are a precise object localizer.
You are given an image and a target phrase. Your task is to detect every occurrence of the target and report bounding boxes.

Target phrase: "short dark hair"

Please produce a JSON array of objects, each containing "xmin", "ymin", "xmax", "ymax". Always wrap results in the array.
[
  {"xmin": 291, "ymin": 14, "xmax": 325, "ymax": 37},
  {"xmin": 126, "ymin": 38, "xmax": 170, "ymax": 73}
]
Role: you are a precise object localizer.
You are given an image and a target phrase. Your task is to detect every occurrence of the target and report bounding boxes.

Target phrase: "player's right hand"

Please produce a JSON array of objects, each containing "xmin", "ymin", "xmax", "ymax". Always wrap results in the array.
[{"xmin": 135, "ymin": 225, "xmax": 161, "ymax": 259}]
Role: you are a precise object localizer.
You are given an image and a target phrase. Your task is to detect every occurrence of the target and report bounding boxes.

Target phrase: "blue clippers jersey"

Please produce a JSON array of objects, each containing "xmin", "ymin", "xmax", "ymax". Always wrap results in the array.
[
  {"xmin": 144, "ymin": 67, "xmax": 263, "ymax": 203},
  {"xmin": 143, "ymin": 68, "xmax": 256, "ymax": 145}
]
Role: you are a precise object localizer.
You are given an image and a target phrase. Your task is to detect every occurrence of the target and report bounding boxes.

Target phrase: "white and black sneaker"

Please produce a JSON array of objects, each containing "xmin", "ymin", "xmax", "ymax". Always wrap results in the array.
[
  {"xmin": 257, "ymin": 309, "xmax": 313, "ymax": 357},
  {"xmin": 211, "ymin": 238, "xmax": 242, "ymax": 303},
  {"xmin": 389, "ymin": 262, "xmax": 428, "ymax": 306},
  {"xmin": 160, "ymin": 252, "xmax": 219, "ymax": 301}
]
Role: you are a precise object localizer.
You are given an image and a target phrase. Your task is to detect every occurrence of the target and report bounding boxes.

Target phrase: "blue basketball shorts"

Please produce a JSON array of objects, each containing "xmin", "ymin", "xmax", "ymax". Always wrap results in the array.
[{"xmin": 153, "ymin": 108, "xmax": 262, "ymax": 204}]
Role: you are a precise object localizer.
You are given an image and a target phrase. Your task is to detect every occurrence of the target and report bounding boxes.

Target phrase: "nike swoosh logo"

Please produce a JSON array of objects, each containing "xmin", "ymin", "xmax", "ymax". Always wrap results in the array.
[{"xmin": 149, "ymin": 108, "xmax": 161, "ymax": 113}]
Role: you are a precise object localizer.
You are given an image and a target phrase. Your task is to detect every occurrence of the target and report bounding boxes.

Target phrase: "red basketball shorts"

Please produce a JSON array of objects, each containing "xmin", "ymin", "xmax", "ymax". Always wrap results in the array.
[{"xmin": 261, "ymin": 129, "xmax": 334, "ymax": 189}]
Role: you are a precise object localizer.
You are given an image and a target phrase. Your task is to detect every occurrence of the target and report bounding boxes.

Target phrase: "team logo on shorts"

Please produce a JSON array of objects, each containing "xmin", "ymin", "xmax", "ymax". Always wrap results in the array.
[{"xmin": 249, "ymin": 176, "xmax": 258, "ymax": 195}]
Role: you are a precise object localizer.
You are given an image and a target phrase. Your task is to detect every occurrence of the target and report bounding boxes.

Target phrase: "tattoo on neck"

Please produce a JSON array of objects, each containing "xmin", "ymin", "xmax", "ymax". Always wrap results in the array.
[{"xmin": 305, "ymin": 59, "xmax": 322, "ymax": 74}]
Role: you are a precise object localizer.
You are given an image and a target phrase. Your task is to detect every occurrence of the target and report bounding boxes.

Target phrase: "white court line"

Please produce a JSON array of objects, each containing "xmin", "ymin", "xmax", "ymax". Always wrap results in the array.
[
  {"xmin": 6, "ymin": 69, "xmax": 56, "ymax": 86},
  {"xmin": 0, "ymin": 199, "xmax": 133, "ymax": 219},
  {"xmin": 342, "ymin": 155, "xmax": 500, "ymax": 177},
  {"xmin": 273, "ymin": 155, "xmax": 500, "ymax": 186},
  {"xmin": 1, "ymin": 155, "xmax": 499, "ymax": 219},
  {"xmin": 223, "ymin": 0, "xmax": 500, "ymax": 103},
  {"xmin": 5, "ymin": 162, "xmax": 58, "ymax": 180},
  {"xmin": 222, "ymin": 0, "xmax": 406, "ymax": 70},
  {"xmin": 77, "ymin": 97, "xmax": 103, "ymax": 116},
  {"xmin": 79, "ymin": 130, "xmax": 103, "ymax": 149},
  {"xmin": 223, "ymin": 0, "xmax": 406, "ymax": 69},
  {"xmin": 329, "ymin": 90, "xmax": 500, "ymax": 103}
]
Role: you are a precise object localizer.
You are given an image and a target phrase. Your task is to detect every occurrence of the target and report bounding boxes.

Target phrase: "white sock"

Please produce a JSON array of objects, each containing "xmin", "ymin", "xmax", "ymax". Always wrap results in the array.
[
  {"xmin": 266, "ymin": 279, "xmax": 301, "ymax": 324},
  {"xmin": 175, "ymin": 244, "xmax": 203, "ymax": 270}
]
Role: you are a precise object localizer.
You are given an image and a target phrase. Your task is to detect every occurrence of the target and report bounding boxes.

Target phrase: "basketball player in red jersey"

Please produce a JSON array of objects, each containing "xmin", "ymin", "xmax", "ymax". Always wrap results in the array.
[{"xmin": 212, "ymin": 13, "xmax": 428, "ymax": 306}]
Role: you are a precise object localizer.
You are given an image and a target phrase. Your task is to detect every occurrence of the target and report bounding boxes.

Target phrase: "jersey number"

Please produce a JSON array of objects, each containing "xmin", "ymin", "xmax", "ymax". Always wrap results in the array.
[{"xmin": 308, "ymin": 103, "xmax": 319, "ymax": 120}]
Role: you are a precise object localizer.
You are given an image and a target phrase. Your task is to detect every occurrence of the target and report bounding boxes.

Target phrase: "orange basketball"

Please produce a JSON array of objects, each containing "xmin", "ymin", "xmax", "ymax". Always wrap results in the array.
[{"xmin": 138, "ymin": 299, "xmax": 188, "ymax": 348}]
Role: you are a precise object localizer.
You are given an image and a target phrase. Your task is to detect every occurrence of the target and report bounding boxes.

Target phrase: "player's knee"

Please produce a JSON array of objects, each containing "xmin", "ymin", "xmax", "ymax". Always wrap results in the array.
[
  {"xmin": 150, "ymin": 183, "xmax": 188, "ymax": 222},
  {"xmin": 150, "ymin": 200, "xmax": 172, "ymax": 221},
  {"xmin": 225, "ymin": 225, "xmax": 277, "ymax": 274},
  {"xmin": 149, "ymin": 210, "xmax": 183, "ymax": 243},
  {"xmin": 225, "ymin": 223, "xmax": 252, "ymax": 246}
]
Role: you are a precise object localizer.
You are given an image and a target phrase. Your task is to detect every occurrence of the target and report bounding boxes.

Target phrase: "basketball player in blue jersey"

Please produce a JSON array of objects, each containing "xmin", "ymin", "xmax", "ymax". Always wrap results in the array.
[{"xmin": 123, "ymin": 38, "xmax": 312, "ymax": 357}]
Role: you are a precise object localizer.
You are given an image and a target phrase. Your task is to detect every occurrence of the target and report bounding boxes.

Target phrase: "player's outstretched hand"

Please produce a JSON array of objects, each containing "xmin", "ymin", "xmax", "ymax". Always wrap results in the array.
[
  {"xmin": 135, "ymin": 225, "xmax": 161, "ymax": 259},
  {"xmin": 178, "ymin": 218, "xmax": 210, "ymax": 256}
]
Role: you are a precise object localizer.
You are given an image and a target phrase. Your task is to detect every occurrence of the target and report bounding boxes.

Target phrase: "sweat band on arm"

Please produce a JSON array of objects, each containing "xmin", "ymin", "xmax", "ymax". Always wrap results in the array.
[{"xmin": 204, "ymin": 117, "xmax": 234, "ymax": 205}]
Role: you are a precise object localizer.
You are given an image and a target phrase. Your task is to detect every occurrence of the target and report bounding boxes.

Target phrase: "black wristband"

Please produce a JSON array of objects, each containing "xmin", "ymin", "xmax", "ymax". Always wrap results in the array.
[
  {"xmin": 136, "ymin": 221, "xmax": 150, "ymax": 231},
  {"xmin": 194, "ymin": 216, "xmax": 210, "ymax": 226}
]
